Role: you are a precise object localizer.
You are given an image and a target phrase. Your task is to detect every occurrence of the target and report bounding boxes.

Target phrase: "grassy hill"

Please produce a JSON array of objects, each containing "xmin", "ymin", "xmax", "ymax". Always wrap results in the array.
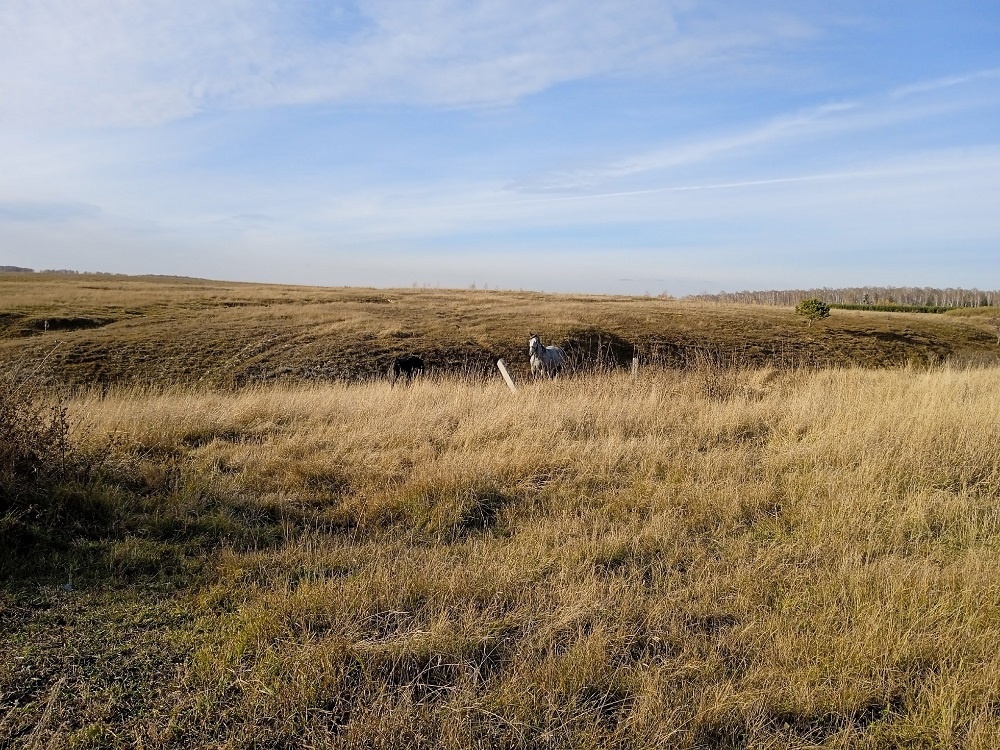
[
  {"xmin": 2, "ymin": 273, "xmax": 999, "ymax": 388},
  {"xmin": 3, "ymin": 273, "xmax": 1000, "ymax": 748}
]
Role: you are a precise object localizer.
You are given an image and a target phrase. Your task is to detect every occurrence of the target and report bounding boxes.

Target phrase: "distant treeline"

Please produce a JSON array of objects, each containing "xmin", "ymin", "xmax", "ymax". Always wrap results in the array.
[
  {"xmin": 689, "ymin": 287, "xmax": 999, "ymax": 309},
  {"xmin": 0, "ymin": 267, "xmax": 122, "ymax": 275}
]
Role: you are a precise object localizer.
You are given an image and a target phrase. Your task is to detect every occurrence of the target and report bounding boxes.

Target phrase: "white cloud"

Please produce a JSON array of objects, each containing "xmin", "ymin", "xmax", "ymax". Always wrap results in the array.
[
  {"xmin": 510, "ymin": 101, "xmax": 863, "ymax": 192},
  {"xmin": 889, "ymin": 67, "xmax": 1000, "ymax": 99},
  {"xmin": 0, "ymin": 199, "xmax": 101, "ymax": 222},
  {"xmin": 0, "ymin": 0, "xmax": 283, "ymax": 127},
  {"xmin": 513, "ymin": 67, "xmax": 1000, "ymax": 193},
  {"xmin": 0, "ymin": 0, "xmax": 814, "ymax": 127}
]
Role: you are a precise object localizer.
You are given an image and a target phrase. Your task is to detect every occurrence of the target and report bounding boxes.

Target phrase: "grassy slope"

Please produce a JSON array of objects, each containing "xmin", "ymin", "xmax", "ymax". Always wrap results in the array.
[
  {"xmin": 2, "ymin": 273, "xmax": 999, "ymax": 387},
  {"xmin": 3, "ymin": 274, "xmax": 1000, "ymax": 748},
  {"xmin": 4, "ymin": 369, "xmax": 1000, "ymax": 748}
]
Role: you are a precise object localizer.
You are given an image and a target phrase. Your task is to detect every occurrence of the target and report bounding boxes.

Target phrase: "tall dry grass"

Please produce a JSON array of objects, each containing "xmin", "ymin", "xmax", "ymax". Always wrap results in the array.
[{"xmin": 8, "ymin": 364, "xmax": 1000, "ymax": 748}]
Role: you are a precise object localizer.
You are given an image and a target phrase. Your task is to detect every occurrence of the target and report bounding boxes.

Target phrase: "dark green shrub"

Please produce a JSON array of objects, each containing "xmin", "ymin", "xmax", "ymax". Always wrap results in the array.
[{"xmin": 795, "ymin": 298, "xmax": 830, "ymax": 324}]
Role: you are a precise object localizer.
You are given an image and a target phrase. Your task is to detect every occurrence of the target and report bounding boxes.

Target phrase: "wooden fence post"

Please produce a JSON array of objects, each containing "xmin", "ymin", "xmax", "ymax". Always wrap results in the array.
[
  {"xmin": 631, "ymin": 356, "xmax": 639, "ymax": 380},
  {"xmin": 497, "ymin": 359, "xmax": 518, "ymax": 393}
]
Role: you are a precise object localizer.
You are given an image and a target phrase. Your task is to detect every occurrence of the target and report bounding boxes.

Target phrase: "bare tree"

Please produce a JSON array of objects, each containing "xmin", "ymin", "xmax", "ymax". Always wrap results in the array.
[{"xmin": 687, "ymin": 286, "xmax": 999, "ymax": 309}]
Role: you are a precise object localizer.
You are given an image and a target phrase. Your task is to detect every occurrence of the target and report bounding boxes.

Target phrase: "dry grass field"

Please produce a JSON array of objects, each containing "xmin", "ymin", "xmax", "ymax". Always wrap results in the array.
[
  {"xmin": 2, "ymin": 273, "xmax": 999, "ymax": 387},
  {"xmin": 3, "ymin": 274, "xmax": 1000, "ymax": 748}
]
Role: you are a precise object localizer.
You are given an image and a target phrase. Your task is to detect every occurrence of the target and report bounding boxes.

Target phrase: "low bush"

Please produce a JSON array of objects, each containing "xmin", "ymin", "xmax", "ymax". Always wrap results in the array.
[
  {"xmin": 0, "ymin": 374, "xmax": 72, "ymax": 487},
  {"xmin": 795, "ymin": 297, "xmax": 831, "ymax": 324},
  {"xmin": 0, "ymin": 370, "xmax": 111, "ymax": 577}
]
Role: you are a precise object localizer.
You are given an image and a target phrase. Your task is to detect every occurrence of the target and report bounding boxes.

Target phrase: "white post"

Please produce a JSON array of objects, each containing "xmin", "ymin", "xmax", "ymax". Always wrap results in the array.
[
  {"xmin": 497, "ymin": 359, "xmax": 517, "ymax": 393},
  {"xmin": 631, "ymin": 356, "xmax": 639, "ymax": 380}
]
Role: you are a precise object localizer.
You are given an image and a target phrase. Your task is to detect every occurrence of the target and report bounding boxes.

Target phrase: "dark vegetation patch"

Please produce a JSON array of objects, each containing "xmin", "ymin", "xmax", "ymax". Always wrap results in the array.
[
  {"xmin": 344, "ymin": 295, "xmax": 394, "ymax": 304},
  {"xmin": 179, "ymin": 427, "xmax": 272, "ymax": 448},
  {"xmin": 0, "ymin": 588, "xmax": 196, "ymax": 748},
  {"xmin": 351, "ymin": 645, "xmax": 466, "ymax": 703},
  {"xmin": 683, "ymin": 612, "xmax": 740, "ymax": 636},
  {"xmin": 830, "ymin": 303, "xmax": 954, "ymax": 314},
  {"xmin": 454, "ymin": 488, "xmax": 516, "ymax": 533},
  {"xmin": 378, "ymin": 483, "xmax": 523, "ymax": 541},
  {"xmin": 694, "ymin": 692, "xmax": 908, "ymax": 748},
  {"xmin": 0, "ymin": 312, "xmax": 125, "ymax": 338},
  {"xmin": 563, "ymin": 327, "xmax": 637, "ymax": 369},
  {"xmin": 29, "ymin": 315, "xmax": 118, "ymax": 333},
  {"xmin": 567, "ymin": 683, "xmax": 636, "ymax": 733},
  {"xmin": 0, "ymin": 311, "xmax": 26, "ymax": 332}
]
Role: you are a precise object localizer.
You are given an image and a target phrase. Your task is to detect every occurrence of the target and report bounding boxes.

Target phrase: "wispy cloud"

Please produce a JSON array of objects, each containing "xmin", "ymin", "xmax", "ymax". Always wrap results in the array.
[
  {"xmin": 0, "ymin": 200, "xmax": 101, "ymax": 223},
  {"xmin": 190, "ymin": 144, "xmax": 995, "ymax": 248},
  {"xmin": 509, "ymin": 101, "xmax": 862, "ymax": 192},
  {"xmin": 0, "ymin": 0, "xmax": 816, "ymax": 127},
  {"xmin": 890, "ymin": 67, "xmax": 1000, "ymax": 98},
  {"xmin": 512, "ymin": 66, "xmax": 1000, "ymax": 194}
]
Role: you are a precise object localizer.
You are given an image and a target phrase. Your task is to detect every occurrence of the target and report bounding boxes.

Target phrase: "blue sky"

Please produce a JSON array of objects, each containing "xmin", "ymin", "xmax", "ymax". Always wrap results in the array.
[{"xmin": 2, "ymin": 1, "xmax": 999, "ymax": 295}]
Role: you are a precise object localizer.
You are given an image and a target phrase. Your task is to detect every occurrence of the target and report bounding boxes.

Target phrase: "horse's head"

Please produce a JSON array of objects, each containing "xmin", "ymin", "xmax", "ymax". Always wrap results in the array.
[{"xmin": 528, "ymin": 334, "xmax": 540, "ymax": 357}]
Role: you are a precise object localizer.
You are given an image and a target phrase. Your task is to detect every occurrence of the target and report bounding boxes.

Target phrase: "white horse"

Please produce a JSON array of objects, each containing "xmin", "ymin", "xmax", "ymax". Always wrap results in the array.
[{"xmin": 528, "ymin": 333, "xmax": 566, "ymax": 378}]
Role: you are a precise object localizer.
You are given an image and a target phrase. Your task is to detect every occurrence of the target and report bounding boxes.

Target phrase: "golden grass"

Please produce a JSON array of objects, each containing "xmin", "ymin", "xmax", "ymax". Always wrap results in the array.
[{"xmin": 1, "ymin": 364, "xmax": 993, "ymax": 747}]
